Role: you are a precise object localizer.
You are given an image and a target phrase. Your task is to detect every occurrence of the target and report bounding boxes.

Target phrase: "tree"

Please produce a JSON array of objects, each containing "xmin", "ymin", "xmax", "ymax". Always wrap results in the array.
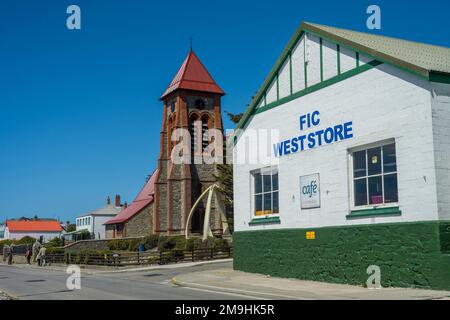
[
  {"xmin": 225, "ymin": 111, "xmax": 243, "ymax": 124},
  {"xmin": 214, "ymin": 164, "xmax": 233, "ymax": 207},
  {"xmin": 66, "ymin": 224, "xmax": 76, "ymax": 232}
]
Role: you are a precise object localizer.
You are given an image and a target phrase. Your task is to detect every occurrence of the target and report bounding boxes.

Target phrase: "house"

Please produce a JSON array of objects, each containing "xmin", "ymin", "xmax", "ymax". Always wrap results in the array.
[
  {"xmin": 233, "ymin": 22, "xmax": 450, "ymax": 290},
  {"xmin": 4, "ymin": 219, "xmax": 63, "ymax": 241},
  {"xmin": 75, "ymin": 195, "xmax": 123, "ymax": 239},
  {"xmin": 0, "ymin": 223, "xmax": 5, "ymax": 239},
  {"xmin": 105, "ymin": 171, "xmax": 157, "ymax": 238}
]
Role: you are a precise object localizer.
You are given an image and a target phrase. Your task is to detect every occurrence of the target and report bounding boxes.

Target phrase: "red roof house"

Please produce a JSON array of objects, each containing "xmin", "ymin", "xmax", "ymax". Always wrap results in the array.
[{"xmin": 4, "ymin": 220, "xmax": 63, "ymax": 241}]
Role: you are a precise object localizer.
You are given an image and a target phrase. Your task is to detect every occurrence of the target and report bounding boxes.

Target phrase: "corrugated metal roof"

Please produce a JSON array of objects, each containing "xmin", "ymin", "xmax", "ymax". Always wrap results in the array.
[
  {"xmin": 304, "ymin": 22, "xmax": 450, "ymax": 76},
  {"xmin": 78, "ymin": 205, "xmax": 122, "ymax": 218},
  {"xmin": 6, "ymin": 220, "xmax": 63, "ymax": 232},
  {"xmin": 104, "ymin": 170, "xmax": 158, "ymax": 225},
  {"xmin": 160, "ymin": 50, "xmax": 224, "ymax": 99}
]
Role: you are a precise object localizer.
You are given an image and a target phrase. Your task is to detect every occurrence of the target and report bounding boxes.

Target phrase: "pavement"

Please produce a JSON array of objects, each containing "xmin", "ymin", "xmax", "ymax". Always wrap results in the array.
[
  {"xmin": 4, "ymin": 258, "xmax": 234, "ymax": 275},
  {"xmin": 0, "ymin": 260, "xmax": 253, "ymax": 300},
  {"xmin": 2, "ymin": 259, "xmax": 450, "ymax": 300},
  {"xmin": 172, "ymin": 265, "xmax": 450, "ymax": 300}
]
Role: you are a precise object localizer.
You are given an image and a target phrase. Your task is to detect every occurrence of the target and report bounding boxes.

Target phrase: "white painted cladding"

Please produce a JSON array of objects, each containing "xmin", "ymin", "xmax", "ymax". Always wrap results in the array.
[
  {"xmin": 234, "ymin": 64, "xmax": 448, "ymax": 232},
  {"xmin": 431, "ymin": 82, "xmax": 450, "ymax": 220},
  {"xmin": 4, "ymin": 229, "xmax": 61, "ymax": 241},
  {"xmin": 256, "ymin": 31, "xmax": 371, "ymax": 110}
]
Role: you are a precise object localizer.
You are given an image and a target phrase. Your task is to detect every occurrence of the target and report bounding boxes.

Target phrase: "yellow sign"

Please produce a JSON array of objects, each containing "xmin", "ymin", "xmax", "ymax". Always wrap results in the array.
[
  {"xmin": 306, "ymin": 231, "xmax": 316, "ymax": 240},
  {"xmin": 255, "ymin": 210, "xmax": 272, "ymax": 216}
]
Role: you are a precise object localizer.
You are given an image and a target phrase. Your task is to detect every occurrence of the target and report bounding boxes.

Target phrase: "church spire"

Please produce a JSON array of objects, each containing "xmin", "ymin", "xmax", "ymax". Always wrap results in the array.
[{"xmin": 160, "ymin": 50, "xmax": 224, "ymax": 100}]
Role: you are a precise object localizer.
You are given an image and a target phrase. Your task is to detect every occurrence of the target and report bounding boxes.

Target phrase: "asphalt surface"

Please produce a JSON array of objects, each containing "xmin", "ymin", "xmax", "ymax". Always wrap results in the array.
[{"xmin": 0, "ymin": 261, "xmax": 253, "ymax": 300}]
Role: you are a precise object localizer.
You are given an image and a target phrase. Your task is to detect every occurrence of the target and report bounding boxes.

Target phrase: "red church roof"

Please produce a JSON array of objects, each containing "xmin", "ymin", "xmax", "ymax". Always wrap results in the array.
[
  {"xmin": 6, "ymin": 220, "xmax": 62, "ymax": 232},
  {"xmin": 104, "ymin": 170, "xmax": 158, "ymax": 225},
  {"xmin": 160, "ymin": 50, "xmax": 224, "ymax": 99}
]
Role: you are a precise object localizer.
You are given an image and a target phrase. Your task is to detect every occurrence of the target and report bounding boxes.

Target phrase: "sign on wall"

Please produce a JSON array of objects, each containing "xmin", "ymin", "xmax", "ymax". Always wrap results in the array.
[{"xmin": 300, "ymin": 173, "xmax": 320, "ymax": 209}]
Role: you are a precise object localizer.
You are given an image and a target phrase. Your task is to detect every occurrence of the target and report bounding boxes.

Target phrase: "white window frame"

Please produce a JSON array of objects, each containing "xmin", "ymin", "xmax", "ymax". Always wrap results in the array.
[
  {"xmin": 250, "ymin": 166, "xmax": 279, "ymax": 219},
  {"xmin": 348, "ymin": 139, "xmax": 399, "ymax": 211}
]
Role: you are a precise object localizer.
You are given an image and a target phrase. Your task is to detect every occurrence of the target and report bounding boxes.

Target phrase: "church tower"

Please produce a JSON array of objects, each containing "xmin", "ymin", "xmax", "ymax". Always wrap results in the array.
[{"xmin": 153, "ymin": 49, "xmax": 225, "ymax": 236}]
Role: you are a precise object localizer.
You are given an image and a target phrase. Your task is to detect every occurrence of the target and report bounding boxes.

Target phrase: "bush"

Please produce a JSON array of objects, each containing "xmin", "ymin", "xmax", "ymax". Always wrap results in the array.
[
  {"xmin": 72, "ymin": 249, "xmax": 112, "ymax": 265},
  {"xmin": 143, "ymin": 235, "xmax": 159, "ymax": 250},
  {"xmin": 107, "ymin": 239, "xmax": 129, "ymax": 251},
  {"xmin": 127, "ymin": 238, "xmax": 141, "ymax": 251},
  {"xmin": 46, "ymin": 237, "xmax": 63, "ymax": 248},
  {"xmin": 46, "ymin": 247, "xmax": 65, "ymax": 254},
  {"xmin": 158, "ymin": 236, "xmax": 186, "ymax": 251},
  {"xmin": 0, "ymin": 240, "xmax": 13, "ymax": 252},
  {"xmin": 184, "ymin": 237, "xmax": 229, "ymax": 251},
  {"xmin": 16, "ymin": 236, "xmax": 36, "ymax": 245},
  {"xmin": 0, "ymin": 237, "xmax": 36, "ymax": 252},
  {"xmin": 185, "ymin": 238, "xmax": 203, "ymax": 251},
  {"xmin": 73, "ymin": 230, "xmax": 92, "ymax": 241}
]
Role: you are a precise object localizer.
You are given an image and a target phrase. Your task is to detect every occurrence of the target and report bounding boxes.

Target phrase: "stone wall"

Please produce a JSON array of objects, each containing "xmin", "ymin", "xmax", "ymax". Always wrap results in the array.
[
  {"xmin": 105, "ymin": 225, "xmax": 115, "ymax": 239},
  {"xmin": 125, "ymin": 204, "xmax": 153, "ymax": 237},
  {"xmin": 0, "ymin": 255, "xmax": 27, "ymax": 264},
  {"xmin": 64, "ymin": 239, "xmax": 110, "ymax": 252},
  {"xmin": 233, "ymin": 221, "xmax": 450, "ymax": 290}
]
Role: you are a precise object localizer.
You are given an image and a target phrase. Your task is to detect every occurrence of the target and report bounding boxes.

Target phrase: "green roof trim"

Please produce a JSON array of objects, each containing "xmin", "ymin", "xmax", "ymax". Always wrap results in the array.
[
  {"xmin": 254, "ymin": 60, "xmax": 383, "ymax": 115},
  {"xmin": 234, "ymin": 21, "xmax": 450, "ymax": 140},
  {"xmin": 430, "ymin": 72, "xmax": 450, "ymax": 84}
]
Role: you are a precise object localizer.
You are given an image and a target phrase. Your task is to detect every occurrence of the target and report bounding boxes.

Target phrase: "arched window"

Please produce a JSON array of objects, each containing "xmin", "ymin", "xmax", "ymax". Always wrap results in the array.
[
  {"xmin": 190, "ymin": 113, "xmax": 200, "ymax": 157},
  {"xmin": 167, "ymin": 116, "xmax": 175, "ymax": 156},
  {"xmin": 201, "ymin": 114, "xmax": 210, "ymax": 152}
]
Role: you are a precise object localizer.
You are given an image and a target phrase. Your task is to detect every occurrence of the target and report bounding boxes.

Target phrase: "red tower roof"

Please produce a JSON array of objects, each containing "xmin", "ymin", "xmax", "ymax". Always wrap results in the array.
[{"xmin": 160, "ymin": 50, "xmax": 225, "ymax": 99}]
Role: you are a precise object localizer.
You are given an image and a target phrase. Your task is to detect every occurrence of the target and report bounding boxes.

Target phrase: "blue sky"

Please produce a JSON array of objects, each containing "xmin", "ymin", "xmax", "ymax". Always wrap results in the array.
[{"xmin": 1, "ymin": 0, "xmax": 449, "ymax": 223}]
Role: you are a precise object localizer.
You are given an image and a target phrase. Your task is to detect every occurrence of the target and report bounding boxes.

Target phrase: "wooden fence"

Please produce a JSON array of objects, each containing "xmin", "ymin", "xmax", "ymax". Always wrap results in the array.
[{"xmin": 45, "ymin": 247, "xmax": 232, "ymax": 267}]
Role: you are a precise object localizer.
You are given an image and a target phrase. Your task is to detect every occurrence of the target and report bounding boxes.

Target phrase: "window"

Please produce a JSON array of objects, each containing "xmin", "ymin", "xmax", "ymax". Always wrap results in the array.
[
  {"xmin": 252, "ymin": 167, "xmax": 279, "ymax": 217},
  {"xmin": 352, "ymin": 142, "xmax": 398, "ymax": 207}
]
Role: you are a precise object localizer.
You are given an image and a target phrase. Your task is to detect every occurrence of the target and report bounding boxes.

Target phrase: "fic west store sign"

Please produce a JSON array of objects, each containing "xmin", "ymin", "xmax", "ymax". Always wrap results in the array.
[
  {"xmin": 273, "ymin": 110, "xmax": 354, "ymax": 209},
  {"xmin": 273, "ymin": 110, "xmax": 353, "ymax": 158}
]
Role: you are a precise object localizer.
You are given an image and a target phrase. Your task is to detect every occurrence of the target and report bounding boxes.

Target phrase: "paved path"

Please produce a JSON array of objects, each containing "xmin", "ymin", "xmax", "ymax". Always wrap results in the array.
[
  {"xmin": 173, "ymin": 266, "xmax": 450, "ymax": 300},
  {"xmin": 0, "ymin": 261, "xmax": 254, "ymax": 300}
]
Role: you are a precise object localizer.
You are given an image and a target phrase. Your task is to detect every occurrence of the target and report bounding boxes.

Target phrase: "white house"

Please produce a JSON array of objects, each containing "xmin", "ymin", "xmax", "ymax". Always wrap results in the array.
[
  {"xmin": 0, "ymin": 223, "xmax": 5, "ymax": 240},
  {"xmin": 233, "ymin": 22, "xmax": 450, "ymax": 290},
  {"xmin": 4, "ymin": 220, "xmax": 63, "ymax": 241},
  {"xmin": 76, "ymin": 195, "xmax": 123, "ymax": 239}
]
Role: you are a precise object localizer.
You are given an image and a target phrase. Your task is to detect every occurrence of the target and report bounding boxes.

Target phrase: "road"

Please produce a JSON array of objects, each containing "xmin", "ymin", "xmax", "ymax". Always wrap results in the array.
[{"xmin": 0, "ymin": 261, "xmax": 253, "ymax": 300}]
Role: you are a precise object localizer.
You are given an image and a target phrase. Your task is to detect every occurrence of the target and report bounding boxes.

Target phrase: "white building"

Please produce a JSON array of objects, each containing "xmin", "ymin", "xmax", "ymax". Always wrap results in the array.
[
  {"xmin": 0, "ymin": 223, "xmax": 5, "ymax": 240},
  {"xmin": 233, "ymin": 22, "xmax": 450, "ymax": 290},
  {"xmin": 76, "ymin": 195, "xmax": 123, "ymax": 239}
]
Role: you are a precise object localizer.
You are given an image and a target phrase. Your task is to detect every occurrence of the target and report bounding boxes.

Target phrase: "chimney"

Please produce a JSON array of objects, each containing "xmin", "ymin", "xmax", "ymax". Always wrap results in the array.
[
  {"xmin": 115, "ymin": 194, "xmax": 121, "ymax": 207},
  {"xmin": 107, "ymin": 196, "xmax": 111, "ymax": 205},
  {"xmin": 124, "ymin": 201, "xmax": 128, "ymax": 209}
]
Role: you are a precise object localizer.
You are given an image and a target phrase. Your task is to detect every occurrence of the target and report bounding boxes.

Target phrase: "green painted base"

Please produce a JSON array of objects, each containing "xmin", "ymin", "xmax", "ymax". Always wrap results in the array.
[{"xmin": 233, "ymin": 221, "xmax": 450, "ymax": 290}]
